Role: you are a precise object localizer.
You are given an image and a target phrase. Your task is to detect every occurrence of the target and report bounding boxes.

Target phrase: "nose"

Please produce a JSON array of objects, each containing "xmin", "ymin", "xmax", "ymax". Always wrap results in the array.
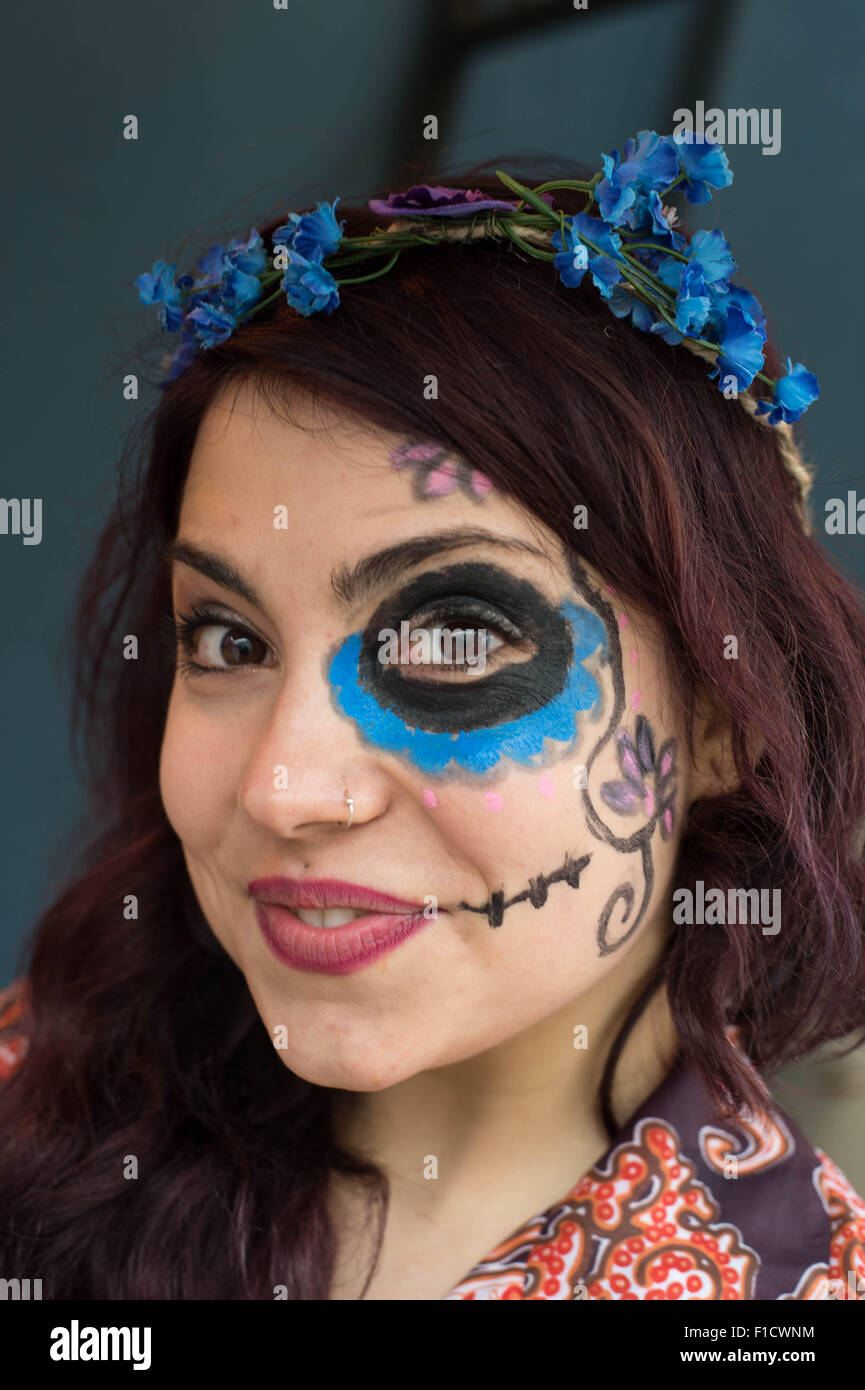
[{"xmin": 237, "ymin": 657, "xmax": 389, "ymax": 839}]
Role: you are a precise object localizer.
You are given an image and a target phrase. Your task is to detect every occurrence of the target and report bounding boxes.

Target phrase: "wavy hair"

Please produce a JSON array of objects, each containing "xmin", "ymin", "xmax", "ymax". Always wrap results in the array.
[{"xmin": 2, "ymin": 156, "xmax": 864, "ymax": 1298}]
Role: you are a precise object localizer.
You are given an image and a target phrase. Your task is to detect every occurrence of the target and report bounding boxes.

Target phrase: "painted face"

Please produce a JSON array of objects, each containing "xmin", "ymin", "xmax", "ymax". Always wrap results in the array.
[
  {"xmin": 159, "ymin": 381, "xmax": 698, "ymax": 1093},
  {"xmin": 327, "ymin": 563, "xmax": 608, "ymax": 774}
]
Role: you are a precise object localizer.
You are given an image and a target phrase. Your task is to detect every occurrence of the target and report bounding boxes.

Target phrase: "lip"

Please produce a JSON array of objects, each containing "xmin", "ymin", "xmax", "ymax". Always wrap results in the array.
[{"xmin": 248, "ymin": 876, "xmax": 436, "ymax": 975}]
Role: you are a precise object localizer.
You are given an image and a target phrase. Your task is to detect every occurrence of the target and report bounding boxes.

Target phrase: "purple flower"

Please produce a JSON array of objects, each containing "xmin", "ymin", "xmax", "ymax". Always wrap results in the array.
[
  {"xmin": 600, "ymin": 715, "xmax": 677, "ymax": 838},
  {"xmin": 367, "ymin": 184, "xmax": 524, "ymax": 218}
]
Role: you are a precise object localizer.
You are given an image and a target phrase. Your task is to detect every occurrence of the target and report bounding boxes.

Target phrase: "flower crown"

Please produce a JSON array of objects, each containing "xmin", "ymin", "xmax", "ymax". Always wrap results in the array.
[{"xmin": 136, "ymin": 129, "xmax": 819, "ymax": 526}]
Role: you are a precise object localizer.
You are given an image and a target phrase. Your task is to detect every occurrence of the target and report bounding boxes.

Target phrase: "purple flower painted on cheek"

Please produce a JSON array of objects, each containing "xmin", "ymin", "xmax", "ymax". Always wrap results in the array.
[{"xmin": 600, "ymin": 713, "xmax": 677, "ymax": 838}]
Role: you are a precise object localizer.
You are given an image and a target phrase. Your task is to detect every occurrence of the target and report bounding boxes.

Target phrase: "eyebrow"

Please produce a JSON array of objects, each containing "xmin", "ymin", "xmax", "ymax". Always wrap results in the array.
[{"xmin": 165, "ymin": 529, "xmax": 553, "ymax": 613}]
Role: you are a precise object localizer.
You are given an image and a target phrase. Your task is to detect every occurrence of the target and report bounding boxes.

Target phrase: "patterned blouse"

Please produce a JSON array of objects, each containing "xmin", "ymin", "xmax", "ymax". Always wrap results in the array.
[{"xmin": 2, "ymin": 976, "xmax": 863, "ymax": 1300}]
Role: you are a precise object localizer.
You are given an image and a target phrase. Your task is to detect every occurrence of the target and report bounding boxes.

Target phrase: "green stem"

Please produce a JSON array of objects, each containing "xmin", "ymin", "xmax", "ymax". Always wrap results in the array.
[
  {"xmin": 494, "ymin": 170, "xmax": 563, "ymax": 221},
  {"xmin": 336, "ymin": 249, "xmax": 402, "ymax": 284},
  {"xmin": 243, "ymin": 285, "xmax": 284, "ymax": 317},
  {"xmin": 624, "ymin": 240, "xmax": 688, "ymax": 263},
  {"xmin": 497, "ymin": 220, "xmax": 556, "ymax": 261}
]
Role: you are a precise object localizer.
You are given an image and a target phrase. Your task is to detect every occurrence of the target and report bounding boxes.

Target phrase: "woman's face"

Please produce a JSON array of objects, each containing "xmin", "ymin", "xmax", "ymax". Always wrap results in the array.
[{"xmin": 160, "ymin": 380, "xmax": 702, "ymax": 1091}]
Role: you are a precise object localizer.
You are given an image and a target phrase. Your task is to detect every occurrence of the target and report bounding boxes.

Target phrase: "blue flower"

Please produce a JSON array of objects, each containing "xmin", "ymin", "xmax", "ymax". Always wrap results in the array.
[
  {"xmin": 186, "ymin": 301, "xmax": 237, "ymax": 348},
  {"xmin": 706, "ymin": 284, "xmax": 766, "ymax": 340},
  {"xmin": 673, "ymin": 261, "xmax": 711, "ymax": 335},
  {"xmin": 280, "ymin": 248, "xmax": 341, "ymax": 315},
  {"xmin": 607, "ymin": 286, "xmax": 656, "ymax": 332},
  {"xmin": 655, "ymin": 257, "xmax": 711, "ymax": 336},
  {"xmin": 686, "ymin": 228, "xmax": 736, "ymax": 284},
  {"xmin": 134, "ymin": 261, "xmax": 192, "ymax": 332},
  {"xmin": 552, "ymin": 212, "xmax": 622, "ymax": 299},
  {"xmin": 714, "ymin": 304, "xmax": 766, "ymax": 390},
  {"xmin": 219, "ymin": 263, "xmax": 262, "ymax": 316},
  {"xmin": 755, "ymin": 359, "xmax": 820, "ymax": 424},
  {"xmin": 164, "ymin": 323, "xmax": 200, "ymax": 383},
  {"xmin": 596, "ymin": 131, "xmax": 679, "ymax": 227},
  {"xmin": 225, "ymin": 228, "xmax": 267, "ymax": 276},
  {"xmin": 673, "ymin": 133, "xmax": 733, "ymax": 204},
  {"xmin": 273, "ymin": 198, "xmax": 345, "ymax": 261},
  {"xmin": 622, "ymin": 189, "xmax": 678, "ymax": 239}
]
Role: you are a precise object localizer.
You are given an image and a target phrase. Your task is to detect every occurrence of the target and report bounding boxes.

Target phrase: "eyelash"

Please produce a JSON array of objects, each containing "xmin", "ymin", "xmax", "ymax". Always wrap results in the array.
[
  {"xmin": 389, "ymin": 603, "xmax": 519, "ymax": 672},
  {"xmin": 167, "ymin": 603, "xmax": 268, "ymax": 678},
  {"xmin": 164, "ymin": 600, "xmax": 521, "ymax": 680}
]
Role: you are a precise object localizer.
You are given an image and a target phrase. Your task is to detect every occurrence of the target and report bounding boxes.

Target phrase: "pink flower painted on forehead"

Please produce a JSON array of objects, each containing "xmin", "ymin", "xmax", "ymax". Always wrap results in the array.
[{"xmin": 390, "ymin": 439, "xmax": 494, "ymax": 502}]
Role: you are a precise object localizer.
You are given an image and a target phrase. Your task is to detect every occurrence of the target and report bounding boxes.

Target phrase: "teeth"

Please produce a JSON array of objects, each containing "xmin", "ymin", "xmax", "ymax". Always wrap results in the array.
[{"xmin": 293, "ymin": 907, "xmax": 371, "ymax": 929}]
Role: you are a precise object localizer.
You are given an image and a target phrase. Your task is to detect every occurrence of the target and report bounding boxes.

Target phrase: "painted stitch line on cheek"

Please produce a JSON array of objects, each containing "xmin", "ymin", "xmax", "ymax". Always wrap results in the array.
[
  {"xmin": 389, "ymin": 440, "xmax": 494, "ymax": 502},
  {"xmin": 325, "ymin": 563, "xmax": 609, "ymax": 776},
  {"xmin": 458, "ymin": 851, "xmax": 593, "ymax": 928}
]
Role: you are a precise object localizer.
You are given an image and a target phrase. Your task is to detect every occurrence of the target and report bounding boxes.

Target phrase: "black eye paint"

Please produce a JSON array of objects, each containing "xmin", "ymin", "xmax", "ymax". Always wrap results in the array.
[{"xmin": 356, "ymin": 562, "xmax": 575, "ymax": 734}]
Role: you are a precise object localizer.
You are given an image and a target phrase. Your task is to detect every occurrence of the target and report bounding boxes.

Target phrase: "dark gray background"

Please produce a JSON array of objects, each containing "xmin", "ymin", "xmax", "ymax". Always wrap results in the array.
[{"xmin": 2, "ymin": 0, "xmax": 863, "ymax": 1176}]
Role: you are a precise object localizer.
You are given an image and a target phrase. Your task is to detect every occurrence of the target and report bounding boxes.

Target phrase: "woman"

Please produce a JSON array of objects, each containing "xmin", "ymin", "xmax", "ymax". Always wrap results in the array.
[{"xmin": 1, "ymin": 144, "xmax": 864, "ymax": 1301}]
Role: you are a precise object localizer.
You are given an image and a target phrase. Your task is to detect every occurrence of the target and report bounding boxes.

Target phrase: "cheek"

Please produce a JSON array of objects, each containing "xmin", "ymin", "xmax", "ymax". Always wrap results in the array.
[{"xmin": 158, "ymin": 689, "xmax": 236, "ymax": 848}]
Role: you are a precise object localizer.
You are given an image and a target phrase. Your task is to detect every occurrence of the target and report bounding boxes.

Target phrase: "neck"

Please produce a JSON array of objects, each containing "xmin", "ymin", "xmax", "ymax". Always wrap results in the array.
[{"xmin": 330, "ymin": 924, "xmax": 680, "ymax": 1221}]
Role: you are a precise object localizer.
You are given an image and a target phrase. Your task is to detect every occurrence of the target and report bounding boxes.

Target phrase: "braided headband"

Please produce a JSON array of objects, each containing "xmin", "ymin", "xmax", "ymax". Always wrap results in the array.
[{"xmin": 136, "ymin": 129, "xmax": 819, "ymax": 531}]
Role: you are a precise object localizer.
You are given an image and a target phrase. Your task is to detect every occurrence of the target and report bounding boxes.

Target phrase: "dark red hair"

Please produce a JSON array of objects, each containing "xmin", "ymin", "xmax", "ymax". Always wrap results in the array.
[{"xmin": 2, "ymin": 156, "xmax": 864, "ymax": 1298}]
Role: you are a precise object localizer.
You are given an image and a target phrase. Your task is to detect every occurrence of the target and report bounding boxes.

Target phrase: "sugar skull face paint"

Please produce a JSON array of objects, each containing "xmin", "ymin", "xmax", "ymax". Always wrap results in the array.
[
  {"xmin": 459, "ymin": 850, "xmax": 592, "ymax": 927},
  {"xmin": 161, "ymin": 381, "xmax": 721, "ymax": 1102},
  {"xmin": 390, "ymin": 439, "xmax": 494, "ymax": 502},
  {"xmin": 326, "ymin": 561, "xmax": 608, "ymax": 776}
]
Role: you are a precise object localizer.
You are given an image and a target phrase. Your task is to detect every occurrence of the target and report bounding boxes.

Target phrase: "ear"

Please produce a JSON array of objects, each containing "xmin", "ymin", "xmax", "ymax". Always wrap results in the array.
[{"xmin": 688, "ymin": 682, "xmax": 746, "ymax": 800}]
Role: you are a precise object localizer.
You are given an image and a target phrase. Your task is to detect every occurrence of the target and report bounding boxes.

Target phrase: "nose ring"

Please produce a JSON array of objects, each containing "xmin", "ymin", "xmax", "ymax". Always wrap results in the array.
[{"xmin": 342, "ymin": 789, "xmax": 354, "ymax": 830}]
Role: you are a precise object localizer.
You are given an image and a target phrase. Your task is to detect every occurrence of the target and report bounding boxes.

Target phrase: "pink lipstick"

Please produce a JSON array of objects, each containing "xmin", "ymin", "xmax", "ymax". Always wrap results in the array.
[{"xmin": 248, "ymin": 876, "xmax": 436, "ymax": 975}]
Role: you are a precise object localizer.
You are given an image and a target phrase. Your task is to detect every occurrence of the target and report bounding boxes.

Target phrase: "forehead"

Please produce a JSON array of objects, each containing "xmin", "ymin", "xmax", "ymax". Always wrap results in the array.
[{"xmin": 179, "ymin": 380, "xmax": 564, "ymax": 572}]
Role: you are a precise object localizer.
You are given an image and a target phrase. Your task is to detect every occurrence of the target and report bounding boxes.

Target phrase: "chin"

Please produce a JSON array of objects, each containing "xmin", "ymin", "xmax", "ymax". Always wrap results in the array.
[{"xmin": 270, "ymin": 1036, "xmax": 422, "ymax": 1094}]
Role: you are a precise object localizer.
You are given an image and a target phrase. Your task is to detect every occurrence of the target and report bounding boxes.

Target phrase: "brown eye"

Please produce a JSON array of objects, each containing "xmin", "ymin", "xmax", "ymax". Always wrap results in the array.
[
  {"xmin": 194, "ymin": 624, "xmax": 269, "ymax": 669},
  {"xmin": 172, "ymin": 605, "xmax": 273, "ymax": 674}
]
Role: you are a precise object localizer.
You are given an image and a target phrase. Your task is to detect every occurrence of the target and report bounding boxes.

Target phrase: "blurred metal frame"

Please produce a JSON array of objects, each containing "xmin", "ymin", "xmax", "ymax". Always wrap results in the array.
[{"xmin": 387, "ymin": 0, "xmax": 745, "ymax": 178}]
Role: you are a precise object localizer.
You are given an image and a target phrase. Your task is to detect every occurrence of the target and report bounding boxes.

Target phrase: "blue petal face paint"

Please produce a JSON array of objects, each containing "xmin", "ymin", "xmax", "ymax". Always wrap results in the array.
[{"xmin": 326, "ymin": 561, "xmax": 608, "ymax": 776}]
